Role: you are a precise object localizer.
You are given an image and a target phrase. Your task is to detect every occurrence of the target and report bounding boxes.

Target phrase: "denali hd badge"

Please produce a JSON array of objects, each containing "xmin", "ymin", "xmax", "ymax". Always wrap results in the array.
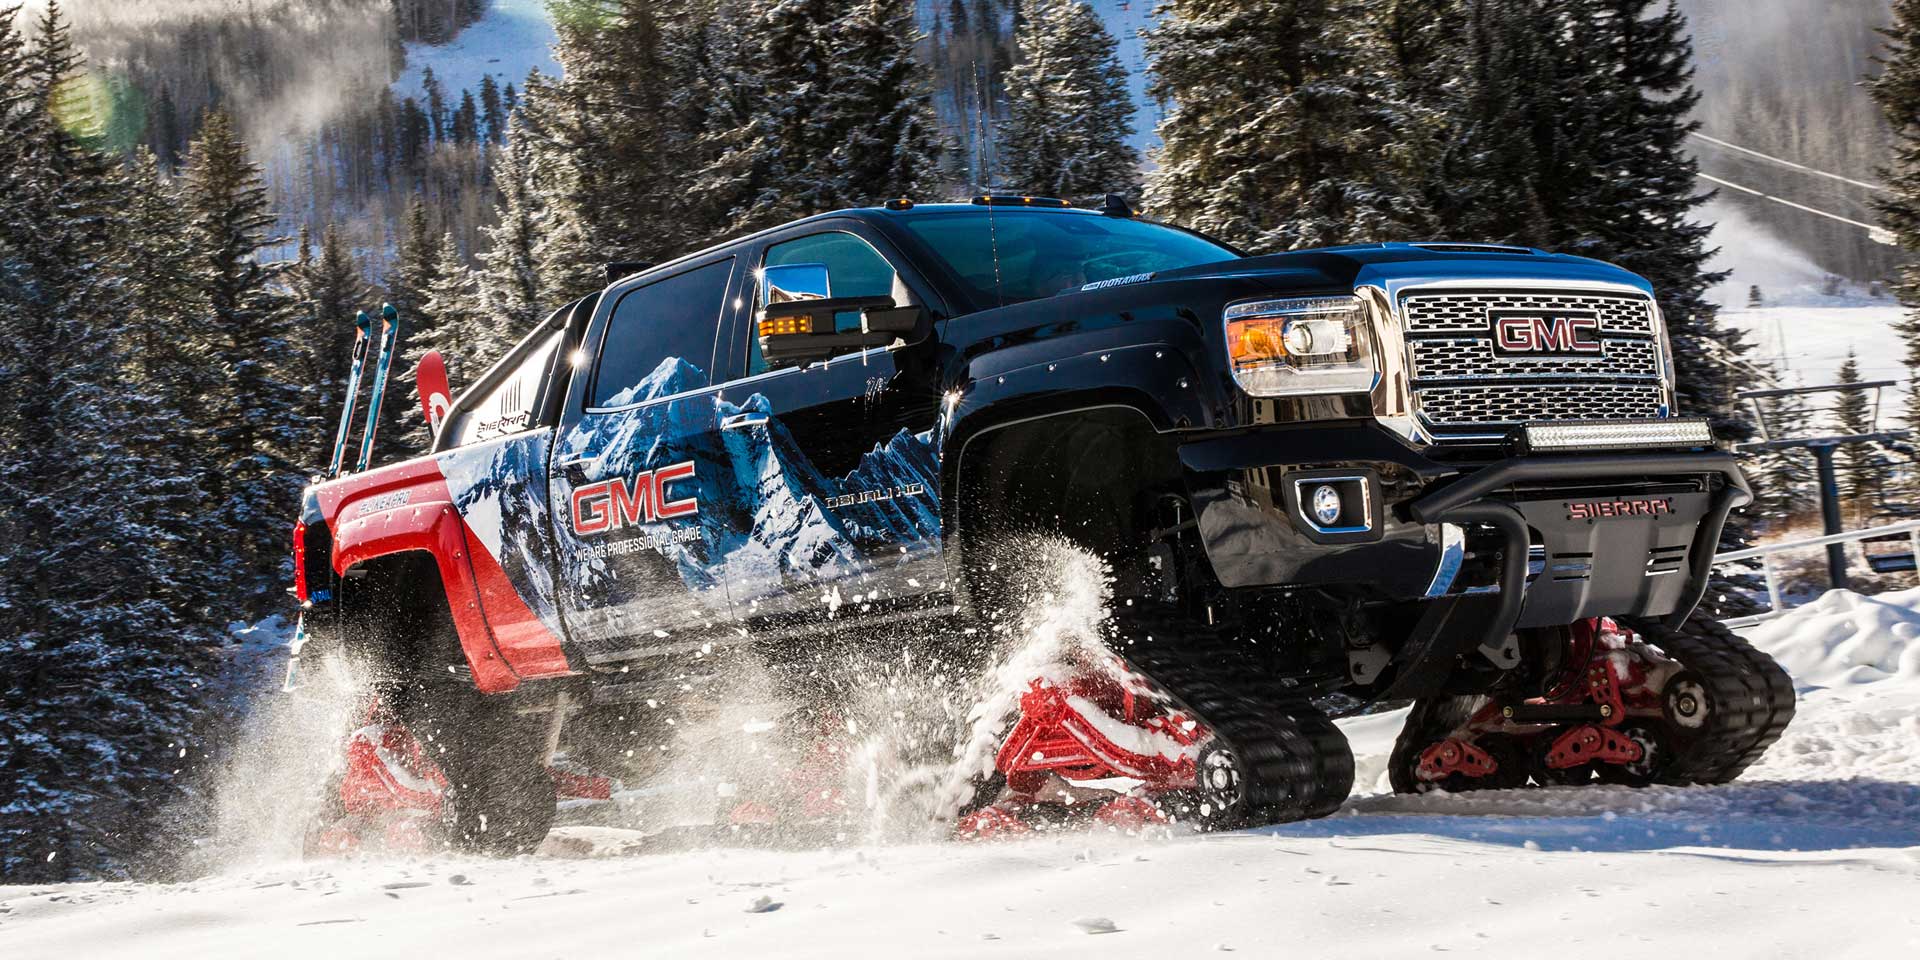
[
  {"xmin": 1489, "ymin": 310, "xmax": 1603, "ymax": 356},
  {"xmin": 1567, "ymin": 496, "xmax": 1673, "ymax": 522}
]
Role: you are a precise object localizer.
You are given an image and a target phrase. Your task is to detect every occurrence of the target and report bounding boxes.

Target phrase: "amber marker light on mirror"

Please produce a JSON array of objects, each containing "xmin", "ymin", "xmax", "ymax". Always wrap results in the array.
[{"xmin": 759, "ymin": 315, "xmax": 813, "ymax": 337}]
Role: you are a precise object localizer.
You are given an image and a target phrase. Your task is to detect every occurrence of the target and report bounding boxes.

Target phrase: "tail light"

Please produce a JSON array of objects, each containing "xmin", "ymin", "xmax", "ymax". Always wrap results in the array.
[{"xmin": 293, "ymin": 520, "xmax": 309, "ymax": 603}]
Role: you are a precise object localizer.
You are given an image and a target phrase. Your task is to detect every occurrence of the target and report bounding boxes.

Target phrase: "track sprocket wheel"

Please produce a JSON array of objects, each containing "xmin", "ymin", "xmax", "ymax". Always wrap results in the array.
[
  {"xmin": 1623, "ymin": 614, "xmax": 1796, "ymax": 785},
  {"xmin": 1594, "ymin": 720, "xmax": 1667, "ymax": 787}
]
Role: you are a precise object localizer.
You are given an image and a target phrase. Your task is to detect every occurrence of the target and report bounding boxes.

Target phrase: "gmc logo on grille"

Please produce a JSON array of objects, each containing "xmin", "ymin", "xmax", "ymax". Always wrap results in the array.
[{"xmin": 1490, "ymin": 311, "xmax": 1603, "ymax": 356}]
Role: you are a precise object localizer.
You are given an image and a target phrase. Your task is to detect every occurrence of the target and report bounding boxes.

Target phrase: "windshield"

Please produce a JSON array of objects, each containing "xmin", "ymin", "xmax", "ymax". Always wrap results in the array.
[{"xmin": 895, "ymin": 210, "xmax": 1238, "ymax": 308}]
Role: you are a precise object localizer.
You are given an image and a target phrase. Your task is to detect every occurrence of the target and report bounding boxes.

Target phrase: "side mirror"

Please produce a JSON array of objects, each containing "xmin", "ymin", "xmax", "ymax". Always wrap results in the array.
[
  {"xmin": 758, "ymin": 295, "xmax": 930, "ymax": 368},
  {"xmin": 763, "ymin": 262, "xmax": 833, "ymax": 303}
]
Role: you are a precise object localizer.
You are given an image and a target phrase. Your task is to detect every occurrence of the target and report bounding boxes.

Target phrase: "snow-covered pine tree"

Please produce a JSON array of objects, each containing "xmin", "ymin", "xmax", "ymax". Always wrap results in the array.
[
  {"xmin": 725, "ymin": 0, "xmax": 846, "ymax": 228},
  {"xmin": 479, "ymin": 73, "xmax": 506, "ymax": 145},
  {"xmin": 1000, "ymin": 0, "xmax": 1140, "ymax": 202},
  {"xmin": 180, "ymin": 110, "xmax": 310, "ymax": 601},
  {"xmin": 287, "ymin": 226, "xmax": 324, "ymax": 402},
  {"xmin": 816, "ymin": 0, "xmax": 946, "ymax": 207},
  {"xmin": 1745, "ymin": 385, "xmax": 1816, "ymax": 526},
  {"xmin": 520, "ymin": 0, "xmax": 696, "ymax": 264},
  {"xmin": 422, "ymin": 231, "xmax": 494, "ymax": 384},
  {"xmin": 533, "ymin": 199, "xmax": 606, "ymax": 306},
  {"xmin": 674, "ymin": 0, "xmax": 771, "ymax": 242},
  {"xmin": 389, "ymin": 196, "xmax": 442, "ymax": 453},
  {"xmin": 299, "ymin": 225, "xmax": 374, "ymax": 461},
  {"xmin": 1868, "ymin": 0, "xmax": 1920, "ymax": 436},
  {"xmin": 1364, "ymin": 0, "xmax": 1464, "ymax": 238},
  {"xmin": 389, "ymin": 194, "xmax": 438, "ymax": 326},
  {"xmin": 0, "ymin": 5, "xmax": 213, "ymax": 882},
  {"xmin": 699, "ymin": 0, "xmax": 946, "ymax": 231},
  {"xmin": 1561, "ymin": 0, "xmax": 1739, "ymax": 436},
  {"xmin": 1433, "ymin": 0, "xmax": 1552, "ymax": 244},
  {"xmin": 115, "ymin": 146, "xmax": 230, "ymax": 606},
  {"xmin": 473, "ymin": 129, "xmax": 546, "ymax": 366},
  {"xmin": 1143, "ymin": 0, "xmax": 1430, "ymax": 251},
  {"xmin": 1833, "ymin": 352, "xmax": 1890, "ymax": 514}
]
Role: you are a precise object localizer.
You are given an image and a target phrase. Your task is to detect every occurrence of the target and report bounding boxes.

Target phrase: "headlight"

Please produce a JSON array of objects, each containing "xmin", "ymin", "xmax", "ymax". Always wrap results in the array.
[{"xmin": 1223, "ymin": 295, "xmax": 1377, "ymax": 396}]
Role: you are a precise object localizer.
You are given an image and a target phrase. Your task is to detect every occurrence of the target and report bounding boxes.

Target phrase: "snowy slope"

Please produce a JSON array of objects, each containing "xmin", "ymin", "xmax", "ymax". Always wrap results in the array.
[
  {"xmin": 392, "ymin": 0, "xmax": 560, "ymax": 103},
  {"xmin": 7, "ymin": 589, "xmax": 1920, "ymax": 957},
  {"xmin": 1717, "ymin": 303, "xmax": 1907, "ymax": 412}
]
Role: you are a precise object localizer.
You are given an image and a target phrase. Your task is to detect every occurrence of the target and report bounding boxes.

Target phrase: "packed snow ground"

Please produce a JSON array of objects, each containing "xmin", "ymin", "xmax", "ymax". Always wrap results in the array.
[{"xmin": 6, "ymin": 588, "xmax": 1920, "ymax": 957}]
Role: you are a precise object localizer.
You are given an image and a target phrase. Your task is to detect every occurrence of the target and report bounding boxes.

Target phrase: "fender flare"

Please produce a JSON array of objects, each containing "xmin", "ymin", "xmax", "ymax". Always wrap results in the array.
[
  {"xmin": 331, "ymin": 501, "xmax": 523, "ymax": 693},
  {"xmin": 940, "ymin": 342, "xmax": 1208, "ymax": 605}
]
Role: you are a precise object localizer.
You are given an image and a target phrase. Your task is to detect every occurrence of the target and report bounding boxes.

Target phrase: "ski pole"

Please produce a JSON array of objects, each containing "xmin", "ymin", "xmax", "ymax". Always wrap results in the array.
[
  {"xmin": 355, "ymin": 303, "xmax": 402, "ymax": 473},
  {"xmin": 327, "ymin": 310, "xmax": 375, "ymax": 478}
]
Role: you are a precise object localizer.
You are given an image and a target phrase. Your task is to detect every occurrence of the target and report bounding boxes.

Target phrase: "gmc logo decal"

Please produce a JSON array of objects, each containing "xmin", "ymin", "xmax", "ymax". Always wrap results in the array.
[
  {"xmin": 572, "ymin": 461, "xmax": 699, "ymax": 534},
  {"xmin": 1490, "ymin": 310, "xmax": 1603, "ymax": 356},
  {"xmin": 1567, "ymin": 497, "xmax": 1673, "ymax": 522}
]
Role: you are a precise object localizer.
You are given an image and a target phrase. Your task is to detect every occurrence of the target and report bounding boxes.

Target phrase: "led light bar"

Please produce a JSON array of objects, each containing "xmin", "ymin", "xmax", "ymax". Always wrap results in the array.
[{"xmin": 1522, "ymin": 417, "xmax": 1715, "ymax": 452}]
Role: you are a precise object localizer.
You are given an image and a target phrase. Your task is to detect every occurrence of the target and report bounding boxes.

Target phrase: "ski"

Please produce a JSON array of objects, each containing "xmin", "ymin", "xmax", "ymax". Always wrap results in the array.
[
  {"xmin": 326, "ymin": 310, "xmax": 375, "ymax": 478},
  {"xmin": 415, "ymin": 349, "xmax": 452, "ymax": 440},
  {"xmin": 354, "ymin": 303, "xmax": 402, "ymax": 474}
]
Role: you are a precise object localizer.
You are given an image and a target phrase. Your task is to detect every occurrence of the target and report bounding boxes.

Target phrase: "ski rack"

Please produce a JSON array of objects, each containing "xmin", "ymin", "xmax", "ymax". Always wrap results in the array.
[
  {"xmin": 353, "ymin": 304, "xmax": 402, "ymax": 474},
  {"xmin": 326, "ymin": 311, "xmax": 376, "ymax": 478}
]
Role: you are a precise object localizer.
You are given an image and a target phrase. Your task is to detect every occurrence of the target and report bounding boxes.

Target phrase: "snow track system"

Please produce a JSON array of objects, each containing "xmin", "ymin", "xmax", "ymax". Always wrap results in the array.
[
  {"xmin": 301, "ymin": 615, "xmax": 1793, "ymax": 856},
  {"xmin": 1389, "ymin": 615, "xmax": 1796, "ymax": 793},
  {"xmin": 961, "ymin": 617, "xmax": 1356, "ymax": 835}
]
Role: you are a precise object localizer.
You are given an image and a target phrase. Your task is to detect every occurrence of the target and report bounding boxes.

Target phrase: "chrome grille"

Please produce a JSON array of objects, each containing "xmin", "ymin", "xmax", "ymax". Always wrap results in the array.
[
  {"xmin": 1399, "ymin": 288, "xmax": 1666, "ymax": 436},
  {"xmin": 1402, "ymin": 290, "xmax": 1657, "ymax": 335},
  {"xmin": 1409, "ymin": 337, "xmax": 1659, "ymax": 381},
  {"xmin": 1416, "ymin": 383, "xmax": 1666, "ymax": 426}
]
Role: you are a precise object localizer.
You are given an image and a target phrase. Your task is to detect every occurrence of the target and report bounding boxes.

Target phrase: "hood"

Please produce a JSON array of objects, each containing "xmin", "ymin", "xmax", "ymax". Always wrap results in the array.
[{"xmin": 1151, "ymin": 242, "xmax": 1657, "ymax": 300}]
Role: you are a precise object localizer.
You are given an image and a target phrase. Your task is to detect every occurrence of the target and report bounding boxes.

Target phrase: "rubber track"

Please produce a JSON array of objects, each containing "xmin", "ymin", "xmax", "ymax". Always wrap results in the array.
[
  {"xmin": 1113, "ymin": 619, "xmax": 1355, "ymax": 825},
  {"xmin": 1623, "ymin": 615, "xmax": 1797, "ymax": 785},
  {"xmin": 1386, "ymin": 616, "xmax": 1795, "ymax": 791}
]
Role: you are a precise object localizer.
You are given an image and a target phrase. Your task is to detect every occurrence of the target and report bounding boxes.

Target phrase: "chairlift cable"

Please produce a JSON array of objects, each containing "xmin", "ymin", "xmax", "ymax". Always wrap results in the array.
[
  {"xmin": 1698, "ymin": 172, "xmax": 1896, "ymax": 244},
  {"xmin": 1691, "ymin": 133, "xmax": 1887, "ymax": 193}
]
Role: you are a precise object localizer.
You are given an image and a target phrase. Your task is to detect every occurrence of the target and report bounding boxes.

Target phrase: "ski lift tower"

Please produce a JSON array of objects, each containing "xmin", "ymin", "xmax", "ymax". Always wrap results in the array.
[{"xmin": 1737, "ymin": 380, "xmax": 1912, "ymax": 589}]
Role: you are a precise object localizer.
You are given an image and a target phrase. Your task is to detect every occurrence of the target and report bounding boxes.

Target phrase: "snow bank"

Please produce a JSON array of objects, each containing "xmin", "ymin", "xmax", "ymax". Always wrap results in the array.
[{"xmin": 1744, "ymin": 587, "xmax": 1920, "ymax": 688}]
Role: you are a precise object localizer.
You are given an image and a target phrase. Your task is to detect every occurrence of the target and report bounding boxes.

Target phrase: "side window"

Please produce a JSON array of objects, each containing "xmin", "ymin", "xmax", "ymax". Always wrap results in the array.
[
  {"xmin": 591, "ymin": 259, "xmax": 734, "ymax": 407},
  {"xmin": 752, "ymin": 232, "xmax": 900, "ymax": 374}
]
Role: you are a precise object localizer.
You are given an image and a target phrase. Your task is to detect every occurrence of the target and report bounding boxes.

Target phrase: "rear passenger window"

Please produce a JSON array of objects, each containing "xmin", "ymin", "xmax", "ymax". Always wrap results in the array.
[{"xmin": 591, "ymin": 259, "xmax": 734, "ymax": 407}]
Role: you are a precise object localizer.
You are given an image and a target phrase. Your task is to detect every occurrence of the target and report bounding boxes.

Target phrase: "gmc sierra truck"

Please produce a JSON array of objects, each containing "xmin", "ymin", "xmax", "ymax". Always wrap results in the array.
[{"xmin": 290, "ymin": 196, "xmax": 1794, "ymax": 853}]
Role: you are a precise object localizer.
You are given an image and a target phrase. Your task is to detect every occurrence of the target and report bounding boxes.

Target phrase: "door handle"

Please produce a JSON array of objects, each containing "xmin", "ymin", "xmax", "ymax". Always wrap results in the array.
[
  {"xmin": 722, "ymin": 412, "xmax": 769, "ymax": 431},
  {"xmin": 560, "ymin": 458, "xmax": 595, "ymax": 484}
]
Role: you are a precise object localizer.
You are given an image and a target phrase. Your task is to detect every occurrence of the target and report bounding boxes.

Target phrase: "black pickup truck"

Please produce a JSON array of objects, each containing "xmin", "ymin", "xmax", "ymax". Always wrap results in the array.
[{"xmin": 291, "ymin": 197, "xmax": 1794, "ymax": 852}]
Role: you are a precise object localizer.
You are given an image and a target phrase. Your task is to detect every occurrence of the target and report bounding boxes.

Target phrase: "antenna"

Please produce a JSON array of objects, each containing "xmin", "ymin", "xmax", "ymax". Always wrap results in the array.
[{"xmin": 974, "ymin": 62, "xmax": 1004, "ymax": 308}]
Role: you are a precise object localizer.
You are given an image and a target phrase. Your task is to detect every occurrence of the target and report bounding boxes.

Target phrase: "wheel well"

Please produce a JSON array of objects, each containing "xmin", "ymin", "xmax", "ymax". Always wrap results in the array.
[
  {"xmin": 955, "ymin": 406, "xmax": 1186, "ymax": 586},
  {"xmin": 330, "ymin": 551, "xmax": 461, "ymax": 684}
]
